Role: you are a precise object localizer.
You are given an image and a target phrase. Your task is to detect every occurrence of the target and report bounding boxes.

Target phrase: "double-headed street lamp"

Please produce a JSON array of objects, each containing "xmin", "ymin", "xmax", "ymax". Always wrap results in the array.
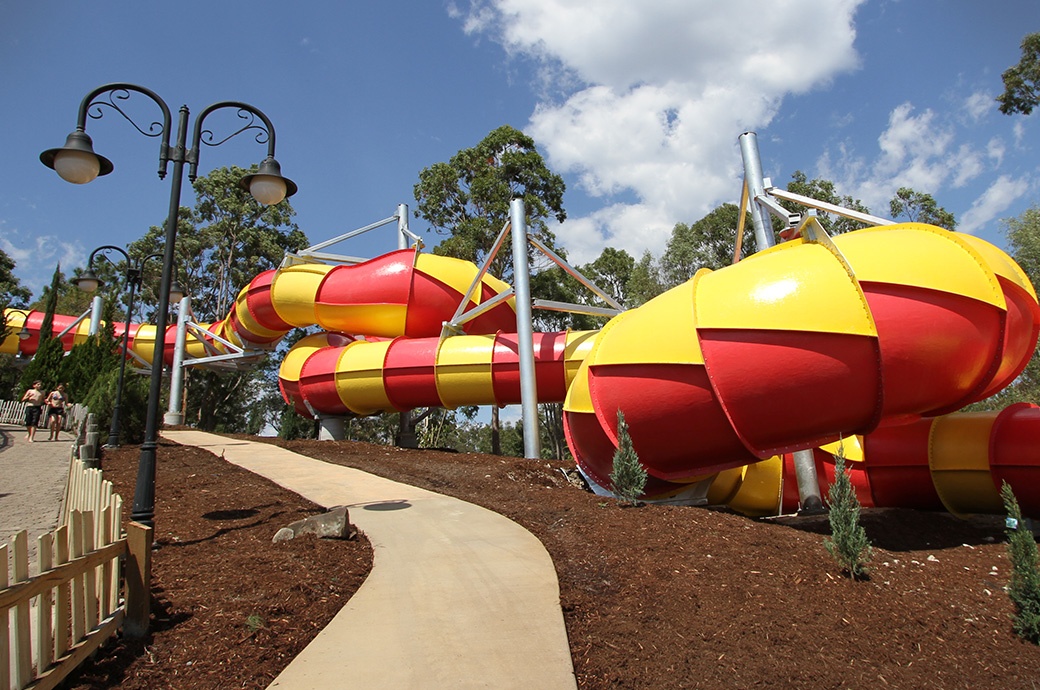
[
  {"xmin": 41, "ymin": 83, "xmax": 297, "ymax": 527},
  {"xmin": 72, "ymin": 246, "xmax": 184, "ymax": 448}
]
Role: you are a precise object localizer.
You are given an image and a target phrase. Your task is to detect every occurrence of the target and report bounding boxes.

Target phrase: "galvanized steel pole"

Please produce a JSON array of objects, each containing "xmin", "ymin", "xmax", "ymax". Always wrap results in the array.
[
  {"xmin": 510, "ymin": 198, "xmax": 541, "ymax": 459},
  {"xmin": 164, "ymin": 296, "xmax": 190, "ymax": 425},
  {"xmin": 737, "ymin": 131, "xmax": 824, "ymax": 514}
]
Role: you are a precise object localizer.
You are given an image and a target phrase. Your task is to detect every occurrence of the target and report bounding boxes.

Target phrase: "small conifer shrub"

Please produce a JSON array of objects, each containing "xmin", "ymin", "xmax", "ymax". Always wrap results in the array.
[
  {"xmin": 823, "ymin": 445, "xmax": 872, "ymax": 580},
  {"xmin": 609, "ymin": 409, "xmax": 647, "ymax": 507},
  {"xmin": 1001, "ymin": 481, "xmax": 1040, "ymax": 644}
]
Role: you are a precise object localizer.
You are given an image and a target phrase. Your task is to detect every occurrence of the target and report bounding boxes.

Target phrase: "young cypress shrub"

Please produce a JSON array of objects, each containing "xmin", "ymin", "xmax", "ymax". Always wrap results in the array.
[
  {"xmin": 609, "ymin": 409, "xmax": 647, "ymax": 506},
  {"xmin": 1001, "ymin": 481, "xmax": 1040, "ymax": 644},
  {"xmin": 823, "ymin": 445, "xmax": 872, "ymax": 580}
]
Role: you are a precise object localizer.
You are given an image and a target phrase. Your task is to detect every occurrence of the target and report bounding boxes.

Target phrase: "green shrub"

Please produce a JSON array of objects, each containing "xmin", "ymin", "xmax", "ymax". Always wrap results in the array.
[
  {"xmin": 59, "ymin": 330, "xmax": 121, "ymax": 404},
  {"xmin": 81, "ymin": 367, "xmax": 150, "ymax": 445},
  {"xmin": 1001, "ymin": 481, "xmax": 1040, "ymax": 644},
  {"xmin": 824, "ymin": 445, "xmax": 872, "ymax": 580},
  {"xmin": 609, "ymin": 409, "xmax": 647, "ymax": 506}
]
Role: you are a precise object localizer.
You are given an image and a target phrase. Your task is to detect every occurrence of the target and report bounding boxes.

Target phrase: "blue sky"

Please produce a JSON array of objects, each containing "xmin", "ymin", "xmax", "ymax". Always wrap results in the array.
[{"xmin": 1, "ymin": 0, "xmax": 1037, "ymax": 300}]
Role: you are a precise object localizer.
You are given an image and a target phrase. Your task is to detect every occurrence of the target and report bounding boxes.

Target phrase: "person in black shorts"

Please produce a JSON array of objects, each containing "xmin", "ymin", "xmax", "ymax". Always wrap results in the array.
[
  {"xmin": 21, "ymin": 380, "xmax": 45, "ymax": 442},
  {"xmin": 45, "ymin": 383, "xmax": 67, "ymax": 441}
]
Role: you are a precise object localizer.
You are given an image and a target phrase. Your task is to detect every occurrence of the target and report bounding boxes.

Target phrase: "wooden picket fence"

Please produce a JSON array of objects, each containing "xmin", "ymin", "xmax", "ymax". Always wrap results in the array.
[
  {"xmin": 0, "ymin": 401, "xmax": 85, "ymax": 432},
  {"xmin": 1, "ymin": 460, "xmax": 151, "ymax": 690}
]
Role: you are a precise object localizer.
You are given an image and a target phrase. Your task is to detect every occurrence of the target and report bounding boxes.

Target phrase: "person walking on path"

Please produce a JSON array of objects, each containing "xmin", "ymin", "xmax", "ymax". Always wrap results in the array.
[
  {"xmin": 44, "ymin": 383, "xmax": 67, "ymax": 441},
  {"xmin": 20, "ymin": 380, "xmax": 46, "ymax": 442}
]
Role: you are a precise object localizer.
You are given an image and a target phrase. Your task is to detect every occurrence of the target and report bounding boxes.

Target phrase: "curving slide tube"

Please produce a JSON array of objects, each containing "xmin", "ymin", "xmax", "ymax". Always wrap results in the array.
[{"xmin": 5, "ymin": 224, "xmax": 1040, "ymax": 517}]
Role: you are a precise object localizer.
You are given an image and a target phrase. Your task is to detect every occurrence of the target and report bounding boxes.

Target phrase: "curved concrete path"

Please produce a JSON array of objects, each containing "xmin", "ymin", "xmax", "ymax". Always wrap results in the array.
[{"xmin": 162, "ymin": 430, "xmax": 576, "ymax": 690}]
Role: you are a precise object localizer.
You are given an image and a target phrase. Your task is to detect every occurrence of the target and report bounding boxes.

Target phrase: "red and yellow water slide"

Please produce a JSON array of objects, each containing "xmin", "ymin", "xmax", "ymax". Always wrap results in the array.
[{"xmin": 6, "ymin": 222, "xmax": 1040, "ymax": 517}]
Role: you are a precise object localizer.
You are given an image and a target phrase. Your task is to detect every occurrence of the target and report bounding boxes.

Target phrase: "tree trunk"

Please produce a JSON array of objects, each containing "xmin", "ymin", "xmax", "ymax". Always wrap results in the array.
[{"xmin": 491, "ymin": 405, "xmax": 501, "ymax": 455}]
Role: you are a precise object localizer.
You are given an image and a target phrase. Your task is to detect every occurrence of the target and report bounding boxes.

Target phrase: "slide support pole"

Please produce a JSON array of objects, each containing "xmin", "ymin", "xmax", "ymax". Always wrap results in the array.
[
  {"xmin": 511, "ymin": 198, "xmax": 542, "ymax": 459},
  {"xmin": 738, "ymin": 131, "xmax": 824, "ymax": 514}
]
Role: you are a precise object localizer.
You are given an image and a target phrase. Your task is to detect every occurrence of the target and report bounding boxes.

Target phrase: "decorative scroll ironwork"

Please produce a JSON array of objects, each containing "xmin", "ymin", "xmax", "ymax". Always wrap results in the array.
[
  {"xmin": 198, "ymin": 108, "xmax": 271, "ymax": 149},
  {"xmin": 86, "ymin": 88, "xmax": 166, "ymax": 139}
]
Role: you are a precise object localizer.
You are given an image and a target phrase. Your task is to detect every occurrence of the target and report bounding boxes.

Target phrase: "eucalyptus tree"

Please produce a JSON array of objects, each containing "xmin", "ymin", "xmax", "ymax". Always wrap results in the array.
[
  {"xmin": 660, "ymin": 203, "xmax": 753, "ymax": 288},
  {"xmin": 624, "ymin": 251, "xmax": 665, "ymax": 308},
  {"xmin": 998, "ymin": 32, "xmax": 1040, "ymax": 116},
  {"xmin": 414, "ymin": 125, "xmax": 567, "ymax": 279},
  {"xmin": 414, "ymin": 125, "xmax": 567, "ymax": 454},
  {"xmin": 889, "ymin": 187, "xmax": 957, "ymax": 229},
  {"xmin": 580, "ymin": 247, "xmax": 635, "ymax": 307},
  {"xmin": 784, "ymin": 171, "xmax": 873, "ymax": 235},
  {"xmin": 130, "ymin": 164, "xmax": 307, "ymax": 432}
]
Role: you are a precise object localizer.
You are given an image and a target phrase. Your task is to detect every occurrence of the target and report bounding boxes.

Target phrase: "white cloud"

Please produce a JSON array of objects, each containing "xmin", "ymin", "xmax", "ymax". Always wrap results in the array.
[
  {"xmin": 816, "ymin": 102, "xmax": 998, "ymax": 219},
  {"xmin": 455, "ymin": 0, "xmax": 866, "ymax": 260},
  {"xmin": 964, "ymin": 91, "xmax": 991, "ymax": 122},
  {"xmin": 987, "ymin": 137, "xmax": 1006, "ymax": 167},
  {"xmin": 1014, "ymin": 121, "xmax": 1027, "ymax": 148},
  {"xmin": 950, "ymin": 144, "xmax": 984, "ymax": 188},
  {"xmin": 958, "ymin": 175, "xmax": 1031, "ymax": 235},
  {"xmin": 0, "ymin": 232, "xmax": 84, "ymax": 300}
]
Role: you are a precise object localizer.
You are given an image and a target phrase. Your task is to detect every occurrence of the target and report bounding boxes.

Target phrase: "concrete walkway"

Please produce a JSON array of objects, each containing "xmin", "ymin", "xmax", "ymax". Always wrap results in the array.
[
  {"xmin": 0, "ymin": 423, "xmax": 75, "ymax": 575},
  {"xmin": 162, "ymin": 430, "xmax": 577, "ymax": 690}
]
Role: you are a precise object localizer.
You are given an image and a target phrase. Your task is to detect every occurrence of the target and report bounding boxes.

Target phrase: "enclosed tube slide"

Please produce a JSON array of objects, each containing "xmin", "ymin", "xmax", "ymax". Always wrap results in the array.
[{"xmin": 5, "ymin": 225, "xmax": 1040, "ymax": 517}]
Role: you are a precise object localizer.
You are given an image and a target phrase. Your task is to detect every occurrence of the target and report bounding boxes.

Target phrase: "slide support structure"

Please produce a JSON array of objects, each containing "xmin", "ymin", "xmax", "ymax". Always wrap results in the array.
[
  {"xmin": 165, "ymin": 296, "xmax": 191, "ymax": 426},
  {"xmin": 396, "ymin": 202, "xmax": 417, "ymax": 447},
  {"xmin": 511, "ymin": 197, "xmax": 542, "ymax": 459},
  {"xmin": 88, "ymin": 296, "xmax": 103, "ymax": 336},
  {"xmin": 319, "ymin": 415, "xmax": 346, "ymax": 441},
  {"xmin": 739, "ymin": 130, "xmax": 824, "ymax": 513}
]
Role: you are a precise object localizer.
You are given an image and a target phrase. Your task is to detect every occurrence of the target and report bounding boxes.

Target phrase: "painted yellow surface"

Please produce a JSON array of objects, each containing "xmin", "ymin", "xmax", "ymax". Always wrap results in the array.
[
  {"xmin": 279, "ymin": 333, "xmax": 343, "ymax": 383},
  {"xmin": 959, "ymin": 233, "xmax": 1038, "ymax": 301},
  {"xmin": 723, "ymin": 456, "xmax": 784, "ymax": 517},
  {"xmin": 269, "ymin": 263, "xmax": 332, "ymax": 327},
  {"xmin": 563, "ymin": 331, "xmax": 598, "ymax": 385},
  {"xmin": 819, "ymin": 436, "xmax": 865, "ymax": 462},
  {"xmin": 70, "ymin": 319, "xmax": 92, "ymax": 347},
  {"xmin": 695, "ymin": 240, "xmax": 876, "ymax": 336},
  {"xmin": 705, "ymin": 466, "xmax": 746, "ymax": 506},
  {"xmin": 130, "ymin": 324, "xmax": 158, "ymax": 362},
  {"xmin": 316, "ymin": 303, "xmax": 408, "ymax": 338},
  {"xmin": 434, "ymin": 334, "xmax": 498, "ymax": 409},
  {"xmin": 234, "ymin": 287, "xmax": 285, "ymax": 342},
  {"xmin": 0, "ymin": 309, "xmax": 26, "ymax": 354},
  {"xmin": 929, "ymin": 413, "xmax": 1003, "ymax": 516},
  {"xmin": 587, "ymin": 277, "xmax": 703, "ymax": 366},
  {"xmin": 415, "ymin": 253, "xmax": 514, "ymax": 313},
  {"xmin": 563, "ymin": 357, "xmax": 596, "ymax": 414},
  {"xmin": 337, "ymin": 340, "xmax": 395, "ymax": 415},
  {"xmin": 834, "ymin": 224, "xmax": 1005, "ymax": 309}
]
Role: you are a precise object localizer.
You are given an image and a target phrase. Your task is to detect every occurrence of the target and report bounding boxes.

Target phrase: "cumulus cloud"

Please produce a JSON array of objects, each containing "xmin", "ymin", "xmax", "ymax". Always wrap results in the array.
[
  {"xmin": 0, "ymin": 231, "xmax": 84, "ymax": 299},
  {"xmin": 958, "ymin": 175, "xmax": 1031, "ymax": 235},
  {"xmin": 454, "ymin": 0, "xmax": 865, "ymax": 262},
  {"xmin": 964, "ymin": 91, "xmax": 991, "ymax": 122},
  {"xmin": 816, "ymin": 102, "xmax": 996, "ymax": 220}
]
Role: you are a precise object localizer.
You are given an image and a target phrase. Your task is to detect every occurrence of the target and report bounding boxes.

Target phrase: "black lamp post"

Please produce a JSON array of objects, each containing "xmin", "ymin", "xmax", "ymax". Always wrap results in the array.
[
  {"xmin": 41, "ymin": 83, "xmax": 297, "ymax": 527},
  {"xmin": 72, "ymin": 247, "xmax": 184, "ymax": 447},
  {"xmin": 2, "ymin": 309, "xmax": 33, "ymax": 342}
]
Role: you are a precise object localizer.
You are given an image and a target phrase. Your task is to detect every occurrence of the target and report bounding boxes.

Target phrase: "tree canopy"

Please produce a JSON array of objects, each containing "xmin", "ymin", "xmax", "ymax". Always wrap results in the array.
[
  {"xmin": 127, "ymin": 164, "xmax": 307, "ymax": 433},
  {"xmin": 413, "ymin": 125, "xmax": 569, "ymax": 455},
  {"xmin": 0, "ymin": 247, "xmax": 30, "ymax": 310},
  {"xmin": 998, "ymin": 32, "xmax": 1040, "ymax": 116},
  {"xmin": 784, "ymin": 171, "xmax": 873, "ymax": 235},
  {"xmin": 889, "ymin": 187, "xmax": 957, "ymax": 229},
  {"xmin": 660, "ymin": 203, "xmax": 752, "ymax": 286},
  {"xmin": 414, "ymin": 125, "xmax": 567, "ymax": 279}
]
